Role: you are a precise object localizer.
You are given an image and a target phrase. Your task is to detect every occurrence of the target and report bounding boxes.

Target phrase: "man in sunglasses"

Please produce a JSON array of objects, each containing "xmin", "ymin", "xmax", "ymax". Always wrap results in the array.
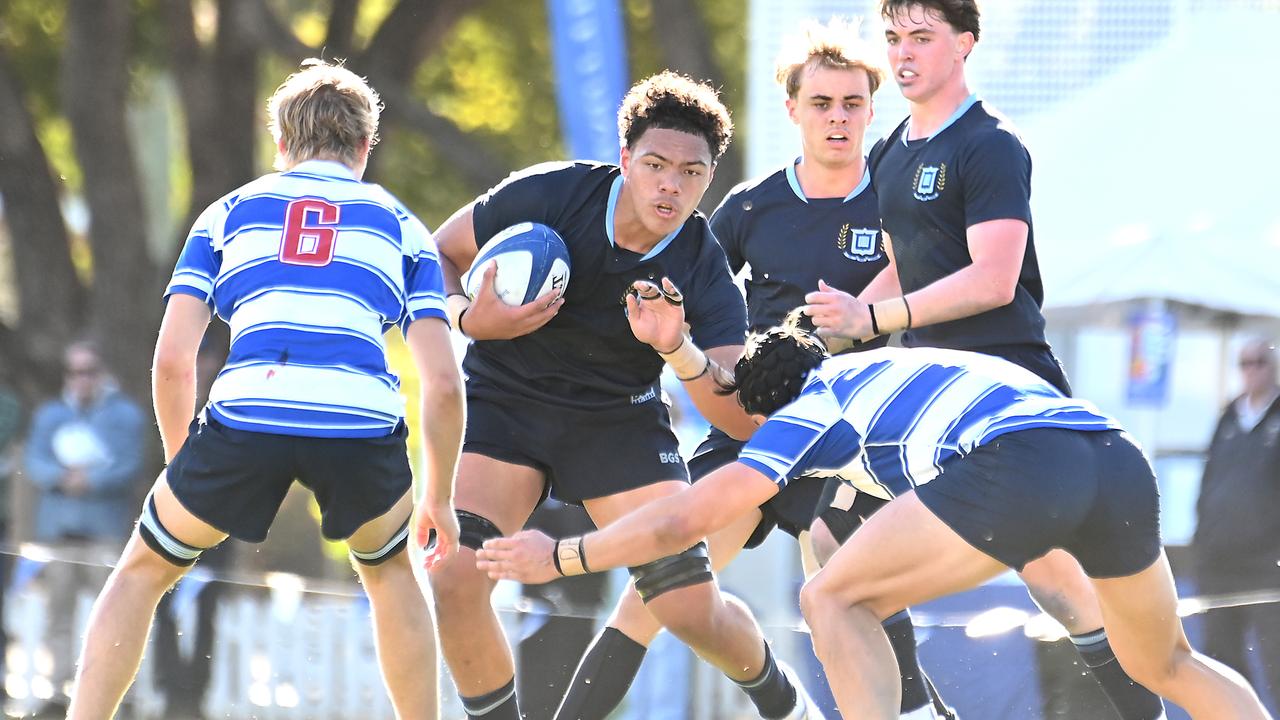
[{"xmin": 1193, "ymin": 338, "xmax": 1280, "ymax": 707}]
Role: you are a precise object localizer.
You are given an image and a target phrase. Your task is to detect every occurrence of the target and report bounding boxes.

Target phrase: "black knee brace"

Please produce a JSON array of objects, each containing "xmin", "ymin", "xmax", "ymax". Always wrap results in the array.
[
  {"xmin": 350, "ymin": 517, "xmax": 410, "ymax": 566},
  {"xmin": 628, "ymin": 542, "xmax": 713, "ymax": 603},
  {"xmin": 456, "ymin": 509, "xmax": 504, "ymax": 551},
  {"xmin": 138, "ymin": 494, "xmax": 207, "ymax": 567}
]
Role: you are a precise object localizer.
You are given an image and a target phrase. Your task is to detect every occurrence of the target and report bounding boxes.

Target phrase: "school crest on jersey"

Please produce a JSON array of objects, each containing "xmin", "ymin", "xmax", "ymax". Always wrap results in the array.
[
  {"xmin": 913, "ymin": 163, "xmax": 947, "ymax": 201},
  {"xmin": 837, "ymin": 223, "xmax": 882, "ymax": 262}
]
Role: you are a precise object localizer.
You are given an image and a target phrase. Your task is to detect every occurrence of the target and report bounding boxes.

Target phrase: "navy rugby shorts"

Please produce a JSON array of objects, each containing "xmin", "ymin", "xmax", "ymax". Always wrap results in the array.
[
  {"xmin": 916, "ymin": 428, "xmax": 1161, "ymax": 578},
  {"xmin": 463, "ymin": 389, "xmax": 688, "ymax": 504},
  {"xmin": 166, "ymin": 415, "xmax": 412, "ymax": 543}
]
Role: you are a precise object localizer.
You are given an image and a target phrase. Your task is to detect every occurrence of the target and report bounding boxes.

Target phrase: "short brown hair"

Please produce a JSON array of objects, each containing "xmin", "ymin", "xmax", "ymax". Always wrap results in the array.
[
  {"xmin": 775, "ymin": 18, "xmax": 885, "ymax": 98},
  {"xmin": 267, "ymin": 59, "xmax": 382, "ymax": 170},
  {"xmin": 617, "ymin": 71, "xmax": 734, "ymax": 162},
  {"xmin": 881, "ymin": 0, "xmax": 981, "ymax": 42}
]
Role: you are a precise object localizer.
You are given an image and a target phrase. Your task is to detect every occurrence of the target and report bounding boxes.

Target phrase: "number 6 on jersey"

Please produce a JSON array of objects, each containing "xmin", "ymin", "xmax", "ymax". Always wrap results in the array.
[{"xmin": 279, "ymin": 198, "xmax": 339, "ymax": 266}]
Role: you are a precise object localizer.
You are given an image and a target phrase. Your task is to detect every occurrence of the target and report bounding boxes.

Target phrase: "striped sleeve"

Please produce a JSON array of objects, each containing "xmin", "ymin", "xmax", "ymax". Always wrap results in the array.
[
  {"xmin": 165, "ymin": 204, "xmax": 223, "ymax": 306},
  {"xmin": 737, "ymin": 384, "xmax": 860, "ymax": 487},
  {"xmin": 400, "ymin": 214, "xmax": 448, "ymax": 331}
]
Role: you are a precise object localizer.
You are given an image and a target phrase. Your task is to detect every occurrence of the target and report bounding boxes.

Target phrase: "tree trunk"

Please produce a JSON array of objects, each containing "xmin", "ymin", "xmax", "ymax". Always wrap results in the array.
[
  {"xmin": 0, "ymin": 45, "xmax": 82, "ymax": 396},
  {"xmin": 651, "ymin": 0, "xmax": 744, "ymax": 212},
  {"xmin": 62, "ymin": 0, "xmax": 158, "ymax": 404}
]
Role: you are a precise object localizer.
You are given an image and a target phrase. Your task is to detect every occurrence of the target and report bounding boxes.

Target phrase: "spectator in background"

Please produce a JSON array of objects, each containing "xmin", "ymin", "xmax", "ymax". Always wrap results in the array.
[
  {"xmin": 1193, "ymin": 337, "xmax": 1280, "ymax": 706},
  {"xmin": 22, "ymin": 340, "xmax": 146, "ymax": 717}
]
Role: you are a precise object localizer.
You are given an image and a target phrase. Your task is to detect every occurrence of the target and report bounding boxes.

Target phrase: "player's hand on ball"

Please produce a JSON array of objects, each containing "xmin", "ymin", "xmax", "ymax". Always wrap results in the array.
[
  {"xmin": 476, "ymin": 530, "xmax": 559, "ymax": 584},
  {"xmin": 464, "ymin": 264, "xmax": 564, "ymax": 340},
  {"xmin": 804, "ymin": 279, "xmax": 875, "ymax": 342},
  {"xmin": 626, "ymin": 277, "xmax": 687, "ymax": 352},
  {"xmin": 415, "ymin": 498, "xmax": 461, "ymax": 571}
]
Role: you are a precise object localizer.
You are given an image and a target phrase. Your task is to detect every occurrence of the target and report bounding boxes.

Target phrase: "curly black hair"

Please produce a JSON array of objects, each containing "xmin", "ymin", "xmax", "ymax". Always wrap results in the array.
[
  {"xmin": 617, "ymin": 71, "xmax": 734, "ymax": 162},
  {"xmin": 728, "ymin": 309, "xmax": 829, "ymax": 417}
]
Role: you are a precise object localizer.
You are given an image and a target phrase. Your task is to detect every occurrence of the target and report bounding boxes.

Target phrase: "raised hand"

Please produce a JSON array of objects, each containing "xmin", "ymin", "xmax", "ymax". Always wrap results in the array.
[
  {"xmin": 625, "ymin": 277, "xmax": 687, "ymax": 353},
  {"xmin": 476, "ymin": 530, "xmax": 560, "ymax": 584}
]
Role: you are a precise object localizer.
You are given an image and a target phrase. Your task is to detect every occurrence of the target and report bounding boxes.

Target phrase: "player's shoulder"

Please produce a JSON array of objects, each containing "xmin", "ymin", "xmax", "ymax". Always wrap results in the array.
[
  {"xmin": 726, "ymin": 167, "xmax": 790, "ymax": 202},
  {"xmin": 710, "ymin": 167, "xmax": 790, "ymax": 223},
  {"xmin": 496, "ymin": 160, "xmax": 614, "ymax": 191},
  {"xmin": 959, "ymin": 101, "xmax": 1028, "ymax": 151}
]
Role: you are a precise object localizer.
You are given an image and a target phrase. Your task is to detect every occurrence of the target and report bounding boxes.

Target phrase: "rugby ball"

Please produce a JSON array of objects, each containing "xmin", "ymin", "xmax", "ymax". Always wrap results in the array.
[{"xmin": 464, "ymin": 222, "xmax": 571, "ymax": 306}]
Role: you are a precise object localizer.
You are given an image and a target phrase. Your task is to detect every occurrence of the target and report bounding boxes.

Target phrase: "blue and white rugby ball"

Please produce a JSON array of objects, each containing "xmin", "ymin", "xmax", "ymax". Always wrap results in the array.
[{"xmin": 464, "ymin": 222, "xmax": 571, "ymax": 306}]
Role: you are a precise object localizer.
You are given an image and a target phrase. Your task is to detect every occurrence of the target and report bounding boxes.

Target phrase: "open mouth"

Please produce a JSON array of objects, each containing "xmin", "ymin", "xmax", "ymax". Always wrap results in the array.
[
  {"xmin": 654, "ymin": 202, "xmax": 677, "ymax": 219},
  {"xmin": 898, "ymin": 69, "xmax": 919, "ymax": 82}
]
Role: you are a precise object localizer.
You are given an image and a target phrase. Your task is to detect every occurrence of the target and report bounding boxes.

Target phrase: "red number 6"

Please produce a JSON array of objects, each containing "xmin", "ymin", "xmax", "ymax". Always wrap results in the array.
[{"xmin": 279, "ymin": 198, "xmax": 340, "ymax": 266}]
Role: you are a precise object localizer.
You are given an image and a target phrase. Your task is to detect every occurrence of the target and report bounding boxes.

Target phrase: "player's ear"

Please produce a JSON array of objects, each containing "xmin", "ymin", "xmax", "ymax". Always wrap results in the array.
[
  {"xmin": 619, "ymin": 145, "xmax": 633, "ymax": 174},
  {"xmin": 785, "ymin": 96, "xmax": 799, "ymax": 125},
  {"xmin": 957, "ymin": 31, "xmax": 975, "ymax": 60}
]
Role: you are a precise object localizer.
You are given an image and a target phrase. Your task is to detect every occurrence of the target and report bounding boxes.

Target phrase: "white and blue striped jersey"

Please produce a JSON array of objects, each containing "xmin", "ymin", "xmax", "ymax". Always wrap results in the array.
[
  {"xmin": 738, "ymin": 347, "xmax": 1121, "ymax": 499},
  {"xmin": 165, "ymin": 160, "xmax": 448, "ymax": 438}
]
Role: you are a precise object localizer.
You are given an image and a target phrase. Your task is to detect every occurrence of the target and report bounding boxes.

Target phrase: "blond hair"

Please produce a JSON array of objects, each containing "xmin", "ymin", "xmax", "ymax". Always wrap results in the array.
[
  {"xmin": 267, "ymin": 59, "xmax": 382, "ymax": 170},
  {"xmin": 774, "ymin": 18, "xmax": 885, "ymax": 98}
]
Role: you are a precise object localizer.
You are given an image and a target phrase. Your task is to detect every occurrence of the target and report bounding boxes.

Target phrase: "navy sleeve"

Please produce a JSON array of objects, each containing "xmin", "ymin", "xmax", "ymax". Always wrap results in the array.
[
  {"xmin": 708, "ymin": 190, "xmax": 747, "ymax": 274},
  {"xmin": 472, "ymin": 162, "xmax": 577, "ymax": 250},
  {"xmin": 960, "ymin": 129, "xmax": 1032, "ymax": 228},
  {"xmin": 685, "ymin": 227, "xmax": 747, "ymax": 351}
]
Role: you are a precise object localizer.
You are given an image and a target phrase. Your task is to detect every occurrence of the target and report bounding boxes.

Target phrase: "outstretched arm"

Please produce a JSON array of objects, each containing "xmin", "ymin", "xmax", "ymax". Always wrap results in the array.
[{"xmin": 476, "ymin": 462, "xmax": 780, "ymax": 584}]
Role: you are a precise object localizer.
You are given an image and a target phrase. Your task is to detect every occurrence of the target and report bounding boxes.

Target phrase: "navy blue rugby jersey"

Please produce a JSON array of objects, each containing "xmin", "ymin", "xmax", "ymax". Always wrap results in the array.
[
  {"xmin": 468, "ymin": 162, "xmax": 747, "ymax": 409},
  {"xmin": 710, "ymin": 162, "xmax": 888, "ymax": 351},
  {"xmin": 869, "ymin": 97, "xmax": 1049, "ymax": 352}
]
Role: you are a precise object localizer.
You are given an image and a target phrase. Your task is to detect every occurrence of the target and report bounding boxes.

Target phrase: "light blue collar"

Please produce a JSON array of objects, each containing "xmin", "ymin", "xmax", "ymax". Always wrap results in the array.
[
  {"xmin": 785, "ymin": 159, "xmax": 872, "ymax": 203},
  {"xmin": 605, "ymin": 175, "xmax": 680, "ymax": 260},
  {"xmin": 901, "ymin": 94, "xmax": 979, "ymax": 144}
]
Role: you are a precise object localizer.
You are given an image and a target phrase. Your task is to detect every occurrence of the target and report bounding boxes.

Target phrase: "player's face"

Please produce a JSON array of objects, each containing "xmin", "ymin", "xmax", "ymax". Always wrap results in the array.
[
  {"xmin": 620, "ymin": 128, "xmax": 715, "ymax": 237},
  {"xmin": 786, "ymin": 65, "xmax": 874, "ymax": 170},
  {"xmin": 883, "ymin": 5, "xmax": 973, "ymax": 104}
]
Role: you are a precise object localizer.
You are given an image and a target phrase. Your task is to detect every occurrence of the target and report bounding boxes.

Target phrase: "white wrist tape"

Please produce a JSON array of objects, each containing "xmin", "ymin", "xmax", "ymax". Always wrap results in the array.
[{"xmin": 659, "ymin": 336, "xmax": 709, "ymax": 381}]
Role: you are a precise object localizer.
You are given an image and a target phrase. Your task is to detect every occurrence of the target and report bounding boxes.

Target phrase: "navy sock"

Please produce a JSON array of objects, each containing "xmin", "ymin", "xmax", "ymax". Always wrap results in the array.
[
  {"xmin": 883, "ymin": 610, "xmax": 934, "ymax": 713},
  {"xmin": 554, "ymin": 627, "xmax": 648, "ymax": 720},
  {"xmin": 733, "ymin": 642, "xmax": 797, "ymax": 720},
  {"xmin": 462, "ymin": 677, "xmax": 521, "ymax": 720},
  {"xmin": 1072, "ymin": 628, "xmax": 1165, "ymax": 720}
]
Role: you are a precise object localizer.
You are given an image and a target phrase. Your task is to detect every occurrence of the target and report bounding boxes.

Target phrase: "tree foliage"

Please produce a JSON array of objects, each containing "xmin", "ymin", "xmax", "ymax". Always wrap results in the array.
[{"xmin": 0, "ymin": 0, "xmax": 747, "ymax": 421}]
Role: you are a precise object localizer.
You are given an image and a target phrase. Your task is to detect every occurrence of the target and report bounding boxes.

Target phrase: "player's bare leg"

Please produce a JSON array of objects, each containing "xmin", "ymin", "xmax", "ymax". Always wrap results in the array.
[
  {"xmin": 552, "ymin": 508, "xmax": 765, "ymax": 719},
  {"xmin": 601, "ymin": 506, "xmax": 759, "ymax": 647},
  {"xmin": 799, "ymin": 492, "xmax": 1009, "ymax": 719},
  {"xmin": 427, "ymin": 453, "xmax": 544, "ymax": 718},
  {"xmin": 1020, "ymin": 549, "xmax": 1165, "ymax": 718},
  {"xmin": 350, "ymin": 490, "xmax": 438, "ymax": 719},
  {"xmin": 585, "ymin": 482, "xmax": 767, "ymax": 677},
  {"xmin": 68, "ymin": 472, "xmax": 227, "ymax": 720},
  {"xmin": 1092, "ymin": 554, "xmax": 1270, "ymax": 719}
]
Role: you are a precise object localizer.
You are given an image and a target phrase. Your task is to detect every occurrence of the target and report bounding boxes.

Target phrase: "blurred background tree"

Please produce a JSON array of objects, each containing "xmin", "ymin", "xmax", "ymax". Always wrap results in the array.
[{"xmin": 0, "ymin": 0, "xmax": 747, "ymax": 425}]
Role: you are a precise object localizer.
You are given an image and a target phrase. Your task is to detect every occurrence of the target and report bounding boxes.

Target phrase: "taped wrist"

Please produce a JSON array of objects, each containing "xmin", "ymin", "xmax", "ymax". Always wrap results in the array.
[
  {"xmin": 553, "ymin": 536, "xmax": 590, "ymax": 576},
  {"xmin": 659, "ymin": 336, "xmax": 710, "ymax": 381},
  {"xmin": 446, "ymin": 293, "xmax": 471, "ymax": 335},
  {"xmin": 870, "ymin": 296, "xmax": 911, "ymax": 335}
]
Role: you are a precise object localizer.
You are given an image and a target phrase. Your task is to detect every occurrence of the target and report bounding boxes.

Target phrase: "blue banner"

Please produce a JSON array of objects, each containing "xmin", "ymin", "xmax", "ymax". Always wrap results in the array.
[
  {"xmin": 547, "ymin": 0, "xmax": 629, "ymax": 163},
  {"xmin": 1127, "ymin": 305, "xmax": 1177, "ymax": 406}
]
